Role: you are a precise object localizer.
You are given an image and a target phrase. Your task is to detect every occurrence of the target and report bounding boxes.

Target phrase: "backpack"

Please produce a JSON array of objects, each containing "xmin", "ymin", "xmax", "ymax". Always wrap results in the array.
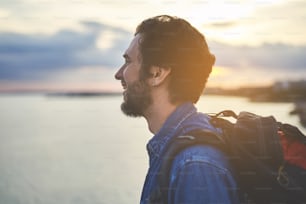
[{"xmin": 159, "ymin": 110, "xmax": 306, "ymax": 204}]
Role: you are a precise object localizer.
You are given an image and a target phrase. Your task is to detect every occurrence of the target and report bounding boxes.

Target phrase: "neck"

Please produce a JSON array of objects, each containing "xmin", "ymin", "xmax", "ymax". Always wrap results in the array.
[{"xmin": 143, "ymin": 92, "xmax": 179, "ymax": 134}]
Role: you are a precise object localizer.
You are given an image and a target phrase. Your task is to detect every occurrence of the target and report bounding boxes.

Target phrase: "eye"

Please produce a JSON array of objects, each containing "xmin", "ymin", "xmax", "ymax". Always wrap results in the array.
[{"xmin": 123, "ymin": 54, "xmax": 131, "ymax": 65}]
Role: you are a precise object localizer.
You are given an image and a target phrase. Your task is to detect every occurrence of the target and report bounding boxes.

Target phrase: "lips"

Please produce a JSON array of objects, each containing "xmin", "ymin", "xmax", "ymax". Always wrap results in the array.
[{"xmin": 121, "ymin": 81, "xmax": 127, "ymax": 90}]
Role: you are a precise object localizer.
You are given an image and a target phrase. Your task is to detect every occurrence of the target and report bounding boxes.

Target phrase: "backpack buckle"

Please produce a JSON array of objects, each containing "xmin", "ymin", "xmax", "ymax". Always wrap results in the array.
[{"xmin": 277, "ymin": 164, "xmax": 289, "ymax": 188}]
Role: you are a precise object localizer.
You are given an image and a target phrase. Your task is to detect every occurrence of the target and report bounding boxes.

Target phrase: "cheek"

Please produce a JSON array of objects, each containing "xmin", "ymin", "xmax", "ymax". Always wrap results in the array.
[
  {"xmin": 123, "ymin": 65, "xmax": 140, "ymax": 83},
  {"xmin": 122, "ymin": 67, "xmax": 131, "ymax": 82}
]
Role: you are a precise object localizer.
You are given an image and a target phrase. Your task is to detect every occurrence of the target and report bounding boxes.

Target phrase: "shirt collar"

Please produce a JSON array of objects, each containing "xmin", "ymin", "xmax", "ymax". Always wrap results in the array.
[{"xmin": 146, "ymin": 102, "xmax": 197, "ymax": 162}]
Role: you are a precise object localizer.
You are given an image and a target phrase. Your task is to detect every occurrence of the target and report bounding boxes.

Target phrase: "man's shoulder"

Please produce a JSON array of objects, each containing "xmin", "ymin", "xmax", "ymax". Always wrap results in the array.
[
  {"xmin": 170, "ymin": 144, "xmax": 231, "ymax": 174},
  {"xmin": 178, "ymin": 111, "xmax": 219, "ymax": 134}
]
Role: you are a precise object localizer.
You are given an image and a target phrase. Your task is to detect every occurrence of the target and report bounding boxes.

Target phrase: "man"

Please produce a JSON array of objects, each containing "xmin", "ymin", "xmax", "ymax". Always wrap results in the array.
[{"xmin": 115, "ymin": 15, "xmax": 239, "ymax": 203}]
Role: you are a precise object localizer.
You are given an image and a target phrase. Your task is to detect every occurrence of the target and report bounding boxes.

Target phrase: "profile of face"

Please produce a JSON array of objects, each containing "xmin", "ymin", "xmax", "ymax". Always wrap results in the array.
[{"xmin": 114, "ymin": 34, "xmax": 152, "ymax": 117}]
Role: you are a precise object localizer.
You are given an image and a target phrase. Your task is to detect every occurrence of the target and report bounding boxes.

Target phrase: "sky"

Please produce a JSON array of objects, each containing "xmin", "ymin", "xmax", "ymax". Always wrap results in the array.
[{"xmin": 0, "ymin": 0, "xmax": 306, "ymax": 92}]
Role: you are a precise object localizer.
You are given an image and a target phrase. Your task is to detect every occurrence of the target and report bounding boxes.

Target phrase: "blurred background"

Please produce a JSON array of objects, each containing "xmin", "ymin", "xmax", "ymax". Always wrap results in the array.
[
  {"xmin": 0, "ymin": 0, "xmax": 306, "ymax": 203},
  {"xmin": 1, "ymin": 0, "xmax": 306, "ymax": 91}
]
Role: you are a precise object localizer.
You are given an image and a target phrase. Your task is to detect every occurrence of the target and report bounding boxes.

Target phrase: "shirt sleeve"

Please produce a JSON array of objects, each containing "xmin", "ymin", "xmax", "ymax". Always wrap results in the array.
[{"xmin": 168, "ymin": 146, "xmax": 240, "ymax": 204}]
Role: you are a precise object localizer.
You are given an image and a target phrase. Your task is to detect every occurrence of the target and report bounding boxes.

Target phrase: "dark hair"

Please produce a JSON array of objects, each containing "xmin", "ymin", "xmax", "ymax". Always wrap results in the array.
[{"xmin": 135, "ymin": 15, "xmax": 215, "ymax": 103}]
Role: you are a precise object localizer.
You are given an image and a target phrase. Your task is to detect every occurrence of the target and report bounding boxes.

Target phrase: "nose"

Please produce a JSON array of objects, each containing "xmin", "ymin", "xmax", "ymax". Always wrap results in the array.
[{"xmin": 115, "ymin": 66, "xmax": 124, "ymax": 80}]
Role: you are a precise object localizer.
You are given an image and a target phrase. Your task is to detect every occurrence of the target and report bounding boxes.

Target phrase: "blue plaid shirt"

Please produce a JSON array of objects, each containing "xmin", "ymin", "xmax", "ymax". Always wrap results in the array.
[{"xmin": 140, "ymin": 102, "xmax": 239, "ymax": 203}]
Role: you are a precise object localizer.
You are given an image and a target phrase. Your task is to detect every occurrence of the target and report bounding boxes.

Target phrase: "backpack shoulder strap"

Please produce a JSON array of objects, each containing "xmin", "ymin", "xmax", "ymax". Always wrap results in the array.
[{"xmin": 158, "ymin": 129, "xmax": 225, "ymax": 203}]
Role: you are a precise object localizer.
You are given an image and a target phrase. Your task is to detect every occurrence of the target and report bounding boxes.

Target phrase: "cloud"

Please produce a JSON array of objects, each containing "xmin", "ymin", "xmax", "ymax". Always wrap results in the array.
[
  {"xmin": 210, "ymin": 41, "xmax": 306, "ymax": 72},
  {"xmin": 0, "ymin": 21, "xmax": 131, "ymax": 80},
  {"xmin": 0, "ymin": 20, "xmax": 305, "ymax": 85},
  {"xmin": 205, "ymin": 21, "xmax": 236, "ymax": 28}
]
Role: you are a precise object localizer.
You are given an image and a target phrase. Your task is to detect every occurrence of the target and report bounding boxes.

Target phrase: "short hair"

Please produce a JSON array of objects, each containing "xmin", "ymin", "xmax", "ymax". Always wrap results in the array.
[{"xmin": 135, "ymin": 15, "xmax": 215, "ymax": 103}]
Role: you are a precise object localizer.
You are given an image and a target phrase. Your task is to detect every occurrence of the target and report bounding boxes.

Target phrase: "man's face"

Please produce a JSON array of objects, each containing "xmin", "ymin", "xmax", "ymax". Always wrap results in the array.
[{"xmin": 114, "ymin": 34, "xmax": 152, "ymax": 117}]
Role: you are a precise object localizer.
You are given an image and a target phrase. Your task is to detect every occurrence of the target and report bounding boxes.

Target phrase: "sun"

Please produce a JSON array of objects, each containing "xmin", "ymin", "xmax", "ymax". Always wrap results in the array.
[{"xmin": 211, "ymin": 66, "xmax": 228, "ymax": 77}]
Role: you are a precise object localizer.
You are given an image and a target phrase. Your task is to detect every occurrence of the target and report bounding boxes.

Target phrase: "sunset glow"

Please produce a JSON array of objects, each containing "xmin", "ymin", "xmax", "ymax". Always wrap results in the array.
[
  {"xmin": 211, "ymin": 66, "xmax": 229, "ymax": 77},
  {"xmin": 0, "ymin": 0, "xmax": 305, "ymax": 92}
]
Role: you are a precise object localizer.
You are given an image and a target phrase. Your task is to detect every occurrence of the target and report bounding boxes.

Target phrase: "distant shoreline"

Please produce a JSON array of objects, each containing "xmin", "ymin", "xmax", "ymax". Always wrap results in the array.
[
  {"xmin": 45, "ymin": 92, "xmax": 121, "ymax": 97},
  {"xmin": 1, "ymin": 90, "xmax": 305, "ymax": 127},
  {"xmin": 290, "ymin": 102, "xmax": 306, "ymax": 127}
]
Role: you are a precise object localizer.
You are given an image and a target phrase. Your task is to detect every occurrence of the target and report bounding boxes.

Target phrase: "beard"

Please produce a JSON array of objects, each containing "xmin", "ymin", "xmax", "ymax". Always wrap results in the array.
[{"xmin": 121, "ymin": 79, "xmax": 152, "ymax": 117}]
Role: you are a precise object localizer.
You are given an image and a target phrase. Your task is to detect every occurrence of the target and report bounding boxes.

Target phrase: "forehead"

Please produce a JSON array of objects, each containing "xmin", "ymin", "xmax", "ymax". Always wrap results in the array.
[{"xmin": 124, "ymin": 34, "xmax": 141, "ymax": 59}]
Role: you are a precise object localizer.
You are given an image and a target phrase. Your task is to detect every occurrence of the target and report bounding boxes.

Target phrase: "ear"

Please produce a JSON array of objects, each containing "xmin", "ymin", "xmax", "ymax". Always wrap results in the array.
[{"xmin": 148, "ymin": 66, "xmax": 171, "ymax": 87}]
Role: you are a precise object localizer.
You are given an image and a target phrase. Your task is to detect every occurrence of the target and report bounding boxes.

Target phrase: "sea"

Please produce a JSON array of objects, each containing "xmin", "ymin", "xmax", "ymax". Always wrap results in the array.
[{"xmin": 0, "ymin": 94, "xmax": 305, "ymax": 204}]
